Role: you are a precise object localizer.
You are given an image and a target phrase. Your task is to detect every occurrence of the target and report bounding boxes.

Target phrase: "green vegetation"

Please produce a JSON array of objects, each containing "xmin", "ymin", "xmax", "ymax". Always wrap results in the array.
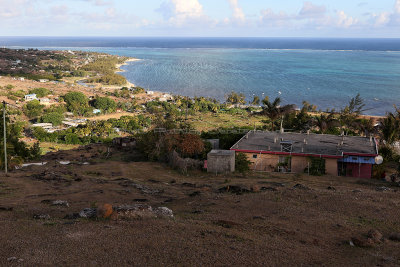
[
  {"xmin": 81, "ymin": 56, "xmax": 128, "ymax": 85},
  {"xmin": 40, "ymin": 112, "xmax": 64, "ymax": 126},
  {"xmin": 235, "ymin": 152, "xmax": 252, "ymax": 174},
  {"xmin": 226, "ymin": 91, "xmax": 246, "ymax": 105},
  {"xmin": 28, "ymin": 88, "xmax": 51, "ymax": 98},
  {"xmin": 64, "ymin": 91, "xmax": 91, "ymax": 116},
  {"xmin": 23, "ymin": 100, "xmax": 44, "ymax": 119},
  {"xmin": 94, "ymin": 97, "xmax": 117, "ymax": 114}
]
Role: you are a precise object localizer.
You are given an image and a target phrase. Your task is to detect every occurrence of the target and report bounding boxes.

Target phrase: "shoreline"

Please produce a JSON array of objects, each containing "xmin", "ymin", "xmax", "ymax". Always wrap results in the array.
[{"xmin": 115, "ymin": 57, "xmax": 140, "ymax": 87}]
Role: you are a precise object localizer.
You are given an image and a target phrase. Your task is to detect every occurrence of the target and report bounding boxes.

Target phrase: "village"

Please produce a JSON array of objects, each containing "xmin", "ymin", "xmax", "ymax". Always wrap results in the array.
[{"xmin": 1, "ymin": 48, "xmax": 400, "ymax": 265}]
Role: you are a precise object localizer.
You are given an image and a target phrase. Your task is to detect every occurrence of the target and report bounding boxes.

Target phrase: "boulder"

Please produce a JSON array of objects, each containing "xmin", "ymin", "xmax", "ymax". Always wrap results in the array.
[
  {"xmin": 389, "ymin": 233, "xmax": 400, "ymax": 241},
  {"xmin": 368, "ymin": 229, "xmax": 383, "ymax": 243},
  {"xmin": 51, "ymin": 200, "xmax": 69, "ymax": 207},
  {"xmin": 154, "ymin": 207, "xmax": 174, "ymax": 218},
  {"xmin": 79, "ymin": 208, "xmax": 97, "ymax": 219},
  {"xmin": 33, "ymin": 214, "xmax": 51, "ymax": 220},
  {"xmin": 97, "ymin": 204, "xmax": 113, "ymax": 219}
]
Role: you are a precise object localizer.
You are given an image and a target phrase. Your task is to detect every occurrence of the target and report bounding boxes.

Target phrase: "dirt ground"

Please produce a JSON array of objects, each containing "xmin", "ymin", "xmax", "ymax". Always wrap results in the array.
[{"xmin": 1, "ymin": 145, "xmax": 400, "ymax": 266}]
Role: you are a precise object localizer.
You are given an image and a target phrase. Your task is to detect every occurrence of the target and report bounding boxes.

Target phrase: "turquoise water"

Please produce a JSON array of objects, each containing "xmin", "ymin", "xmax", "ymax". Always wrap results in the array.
[
  {"xmin": 3, "ymin": 37, "xmax": 400, "ymax": 115},
  {"xmin": 100, "ymin": 47, "xmax": 400, "ymax": 116}
]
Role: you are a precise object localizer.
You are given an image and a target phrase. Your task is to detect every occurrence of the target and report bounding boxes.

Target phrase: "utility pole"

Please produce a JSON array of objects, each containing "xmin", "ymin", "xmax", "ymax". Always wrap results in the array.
[{"xmin": 3, "ymin": 101, "xmax": 7, "ymax": 175}]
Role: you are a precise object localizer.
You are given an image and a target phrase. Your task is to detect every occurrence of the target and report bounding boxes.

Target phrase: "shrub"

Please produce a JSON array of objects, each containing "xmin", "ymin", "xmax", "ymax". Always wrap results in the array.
[
  {"xmin": 235, "ymin": 153, "xmax": 252, "ymax": 174},
  {"xmin": 29, "ymin": 88, "xmax": 51, "ymax": 98}
]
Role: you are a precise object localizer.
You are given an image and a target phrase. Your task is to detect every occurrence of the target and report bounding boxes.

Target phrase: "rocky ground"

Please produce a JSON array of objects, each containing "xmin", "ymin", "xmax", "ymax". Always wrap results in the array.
[{"xmin": 1, "ymin": 144, "xmax": 400, "ymax": 266}]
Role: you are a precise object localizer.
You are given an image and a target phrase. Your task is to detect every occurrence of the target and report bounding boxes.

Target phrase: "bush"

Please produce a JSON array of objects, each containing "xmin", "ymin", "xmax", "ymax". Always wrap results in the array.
[
  {"xmin": 40, "ymin": 112, "xmax": 64, "ymax": 126},
  {"xmin": 235, "ymin": 152, "xmax": 251, "ymax": 174},
  {"xmin": 29, "ymin": 88, "xmax": 51, "ymax": 98},
  {"xmin": 64, "ymin": 91, "xmax": 90, "ymax": 115},
  {"xmin": 23, "ymin": 100, "xmax": 44, "ymax": 118},
  {"xmin": 94, "ymin": 97, "xmax": 117, "ymax": 113}
]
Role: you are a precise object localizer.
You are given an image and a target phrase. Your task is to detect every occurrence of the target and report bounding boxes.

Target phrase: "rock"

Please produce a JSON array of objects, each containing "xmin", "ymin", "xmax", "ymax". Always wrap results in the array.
[
  {"xmin": 218, "ymin": 185, "xmax": 250, "ymax": 195},
  {"xmin": 376, "ymin": 186, "xmax": 391, "ymax": 192},
  {"xmin": 389, "ymin": 233, "xmax": 400, "ymax": 241},
  {"xmin": 0, "ymin": 206, "xmax": 13, "ymax": 211},
  {"xmin": 64, "ymin": 213, "xmax": 80, "ymax": 220},
  {"xmin": 327, "ymin": 186, "xmax": 336, "ymax": 191},
  {"xmin": 7, "ymin": 257, "xmax": 17, "ymax": 262},
  {"xmin": 133, "ymin": 198, "xmax": 148, "ymax": 202},
  {"xmin": 97, "ymin": 204, "xmax": 113, "ymax": 219},
  {"xmin": 352, "ymin": 189, "xmax": 362, "ymax": 193},
  {"xmin": 33, "ymin": 214, "xmax": 51, "ymax": 220},
  {"xmin": 215, "ymin": 220, "xmax": 240, "ymax": 228},
  {"xmin": 253, "ymin": 216, "xmax": 266, "ymax": 220},
  {"xmin": 293, "ymin": 184, "xmax": 310, "ymax": 190},
  {"xmin": 154, "ymin": 207, "xmax": 174, "ymax": 218},
  {"xmin": 118, "ymin": 181, "xmax": 162, "ymax": 195},
  {"xmin": 351, "ymin": 237, "xmax": 375, "ymax": 248},
  {"xmin": 79, "ymin": 208, "xmax": 97, "ymax": 219},
  {"xmin": 114, "ymin": 204, "xmax": 155, "ymax": 219},
  {"xmin": 368, "ymin": 229, "xmax": 383, "ymax": 243},
  {"xmin": 189, "ymin": 191, "xmax": 201, "ymax": 197},
  {"xmin": 51, "ymin": 200, "xmax": 69, "ymax": 207}
]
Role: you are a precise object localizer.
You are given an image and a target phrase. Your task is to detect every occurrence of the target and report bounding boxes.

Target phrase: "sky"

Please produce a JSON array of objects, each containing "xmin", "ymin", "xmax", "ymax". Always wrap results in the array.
[{"xmin": 0, "ymin": 0, "xmax": 399, "ymax": 37}]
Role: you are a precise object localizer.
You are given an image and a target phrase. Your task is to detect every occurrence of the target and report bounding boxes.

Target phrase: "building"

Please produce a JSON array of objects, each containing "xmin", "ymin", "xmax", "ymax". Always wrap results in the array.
[
  {"xmin": 39, "ymin": 98, "xmax": 51, "ymax": 105},
  {"xmin": 112, "ymin": 137, "xmax": 136, "ymax": 148},
  {"xmin": 207, "ymin": 150, "xmax": 235, "ymax": 174},
  {"xmin": 231, "ymin": 131, "xmax": 379, "ymax": 179},
  {"xmin": 93, "ymin": 109, "xmax": 101, "ymax": 114},
  {"xmin": 24, "ymin": 94, "xmax": 38, "ymax": 101},
  {"xmin": 39, "ymin": 79, "xmax": 49, "ymax": 83}
]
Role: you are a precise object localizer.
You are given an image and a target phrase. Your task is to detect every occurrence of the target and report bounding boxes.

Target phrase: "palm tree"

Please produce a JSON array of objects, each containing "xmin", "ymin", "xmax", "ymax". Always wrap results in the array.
[
  {"xmin": 379, "ymin": 111, "xmax": 400, "ymax": 145},
  {"xmin": 313, "ymin": 113, "xmax": 340, "ymax": 134},
  {"xmin": 261, "ymin": 97, "xmax": 296, "ymax": 131}
]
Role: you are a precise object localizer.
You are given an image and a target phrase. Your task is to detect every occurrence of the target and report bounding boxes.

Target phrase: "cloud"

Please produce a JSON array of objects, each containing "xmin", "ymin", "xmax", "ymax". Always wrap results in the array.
[
  {"xmin": 156, "ymin": 0, "xmax": 212, "ymax": 27},
  {"xmin": 299, "ymin": 2, "xmax": 326, "ymax": 18},
  {"xmin": 336, "ymin": 10, "xmax": 358, "ymax": 28},
  {"xmin": 396, "ymin": 0, "xmax": 400, "ymax": 14},
  {"xmin": 227, "ymin": 0, "xmax": 245, "ymax": 23}
]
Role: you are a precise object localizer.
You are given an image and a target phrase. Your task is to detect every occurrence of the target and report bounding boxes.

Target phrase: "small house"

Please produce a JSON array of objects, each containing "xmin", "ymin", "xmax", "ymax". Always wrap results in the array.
[
  {"xmin": 112, "ymin": 137, "xmax": 136, "ymax": 148},
  {"xmin": 39, "ymin": 98, "xmax": 51, "ymax": 105},
  {"xmin": 39, "ymin": 79, "xmax": 49, "ymax": 83},
  {"xmin": 207, "ymin": 150, "xmax": 235, "ymax": 174},
  {"xmin": 93, "ymin": 109, "xmax": 101, "ymax": 114},
  {"xmin": 146, "ymin": 91, "xmax": 154, "ymax": 95},
  {"xmin": 231, "ymin": 131, "xmax": 379, "ymax": 179},
  {"xmin": 24, "ymin": 94, "xmax": 38, "ymax": 101}
]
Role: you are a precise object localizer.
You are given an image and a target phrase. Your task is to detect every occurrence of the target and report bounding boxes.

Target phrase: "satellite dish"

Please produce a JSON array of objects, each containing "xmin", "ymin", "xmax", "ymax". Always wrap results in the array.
[{"xmin": 375, "ymin": 155, "xmax": 383, "ymax": 165}]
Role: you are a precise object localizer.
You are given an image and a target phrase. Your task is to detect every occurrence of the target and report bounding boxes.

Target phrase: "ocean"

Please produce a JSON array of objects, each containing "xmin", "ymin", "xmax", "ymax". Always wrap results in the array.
[{"xmin": 1, "ymin": 37, "xmax": 400, "ymax": 116}]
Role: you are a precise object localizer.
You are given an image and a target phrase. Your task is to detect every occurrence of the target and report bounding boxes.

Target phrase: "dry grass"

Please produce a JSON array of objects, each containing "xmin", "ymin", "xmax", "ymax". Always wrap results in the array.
[{"xmin": 0, "ymin": 145, "xmax": 400, "ymax": 265}]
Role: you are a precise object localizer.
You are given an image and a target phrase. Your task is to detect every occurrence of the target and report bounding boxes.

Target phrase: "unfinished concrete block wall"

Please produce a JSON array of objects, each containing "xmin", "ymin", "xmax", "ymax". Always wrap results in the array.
[{"xmin": 207, "ymin": 150, "xmax": 235, "ymax": 174}]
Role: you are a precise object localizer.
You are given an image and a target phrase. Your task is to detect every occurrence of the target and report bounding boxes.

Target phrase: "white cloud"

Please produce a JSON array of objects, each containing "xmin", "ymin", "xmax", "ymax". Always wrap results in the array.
[
  {"xmin": 336, "ymin": 10, "xmax": 358, "ymax": 28},
  {"xmin": 227, "ymin": 0, "xmax": 245, "ymax": 23},
  {"xmin": 396, "ymin": 0, "xmax": 400, "ymax": 14},
  {"xmin": 299, "ymin": 2, "xmax": 326, "ymax": 18}
]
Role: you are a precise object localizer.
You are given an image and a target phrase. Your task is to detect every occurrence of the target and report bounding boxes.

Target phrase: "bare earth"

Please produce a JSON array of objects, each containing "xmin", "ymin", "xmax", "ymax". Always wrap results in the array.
[{"xmin": 0, "ymin": 145, "xmax": 400, "ymax": 266}]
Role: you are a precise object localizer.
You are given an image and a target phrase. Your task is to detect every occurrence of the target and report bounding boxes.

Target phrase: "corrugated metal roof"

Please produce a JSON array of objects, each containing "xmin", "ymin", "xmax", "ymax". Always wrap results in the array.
[{"xmin": 339, "ymin": 156, "xmax": 375, "ymax": 164}]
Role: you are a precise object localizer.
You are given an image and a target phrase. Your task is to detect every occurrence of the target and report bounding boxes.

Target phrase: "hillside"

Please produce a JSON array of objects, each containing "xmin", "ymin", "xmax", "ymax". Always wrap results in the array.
[{"xmin": 0, "ymin": 144, "xmax": 400, "ymax": 265}]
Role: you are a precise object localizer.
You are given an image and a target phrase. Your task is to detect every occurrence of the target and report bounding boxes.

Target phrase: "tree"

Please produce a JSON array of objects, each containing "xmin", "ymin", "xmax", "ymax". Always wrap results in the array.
[
  {"xmin": 250, "ymin": 96, "xmax": 260, "ymax": 106},
  {"xmin": 28, "ymin": 88, "xmax": 51, "ymax": 98},
  {"xmin": 313, "ymin": 113, "xmax": 340, "ymax": 134},
  {"xmin": 261, "ymin": 97, "xmax": 296, "ymax": 131},
  {"xmin": 339, "ymin": 94, "xmax": 366, "ymax": 133},
  {"xmin": 226, "ymin": 91, "xmax": 246, "ymax": 105},
  {"xmin": 64, "ymin": 92, "xmax": 90, "ymax": 115},
  {"xmin": 94, "ymin": 96, "xmax": 117, "ymax": 113},
  {"xmin": 23, "ymin": 100, "xmax": 44, "ymax": 118},
  {"xmin": 379, "ymin": 108, "xmax": 400, "ymax": 145},
  {"xmin": 40, "ymin": 112, "xmax": 64, "ymax": 126},
  {"xmin": 235, "ymin": 152, "xmax": 252, "ymax": 174}
]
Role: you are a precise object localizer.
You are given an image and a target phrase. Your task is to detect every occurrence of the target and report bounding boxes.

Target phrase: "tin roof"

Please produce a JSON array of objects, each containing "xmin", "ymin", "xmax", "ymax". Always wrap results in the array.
[{"xmin": 231, "ymin": 131, "xmax": 378, "ymax": 157}]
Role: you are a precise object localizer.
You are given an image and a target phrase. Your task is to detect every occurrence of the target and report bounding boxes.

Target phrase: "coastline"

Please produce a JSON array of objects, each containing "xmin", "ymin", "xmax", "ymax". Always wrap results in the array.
[{"xmin": 115, "ymin": 57, "xmax": 140, "ymax": 88}]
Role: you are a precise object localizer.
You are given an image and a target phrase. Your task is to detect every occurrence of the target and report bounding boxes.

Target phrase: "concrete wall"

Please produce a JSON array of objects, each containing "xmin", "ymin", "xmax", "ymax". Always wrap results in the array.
[
  {"xmin": 242, "ymin": 152, "xmax": 340, "ymax": 176},
  {"xmin": 243, "ymin": 153, "xmax": 279, "ymax": 172},
  {"xmin": 326, "ymin": 158, "xmax": 338, "ymax": 176},
  {"xmin": 207, "ymin": 154, "xmax": 235, "ymax": 174}
]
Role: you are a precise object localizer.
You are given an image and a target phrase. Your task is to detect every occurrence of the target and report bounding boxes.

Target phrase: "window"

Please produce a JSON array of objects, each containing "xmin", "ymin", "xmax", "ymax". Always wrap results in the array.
[{"xmin": 253, "ymin": 154, "xmax": 258, "ymax": 159}]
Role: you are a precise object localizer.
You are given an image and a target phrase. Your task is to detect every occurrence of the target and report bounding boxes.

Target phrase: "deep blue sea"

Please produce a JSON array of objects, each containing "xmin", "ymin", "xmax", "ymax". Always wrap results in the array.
[{"xmin": 1, "ymin": 37, "xmax": 400, "ymax": 115}]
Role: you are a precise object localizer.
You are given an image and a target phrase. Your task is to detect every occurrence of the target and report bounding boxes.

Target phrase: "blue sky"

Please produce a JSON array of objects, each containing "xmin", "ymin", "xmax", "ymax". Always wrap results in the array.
[{"xmin": 0, "ymin": 0, "xmax": 399, "ymax": 37}]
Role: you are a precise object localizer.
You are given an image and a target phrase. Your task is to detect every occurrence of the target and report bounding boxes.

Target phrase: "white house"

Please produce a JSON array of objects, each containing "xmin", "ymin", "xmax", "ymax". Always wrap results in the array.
[
  {"xmin": 39, "ymin": 79, "xmax": 49, "ymax": 83},
  {"xmin": 24, "ymin": 94, "xmax": 38, "ymax": 101},
  {"xmin": 146, "ymin": 91, "xmax": 154, "ymax": 95}
]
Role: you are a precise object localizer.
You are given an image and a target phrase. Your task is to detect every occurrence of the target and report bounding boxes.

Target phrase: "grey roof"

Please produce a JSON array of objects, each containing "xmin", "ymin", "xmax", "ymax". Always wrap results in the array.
[{"xmin": 231, "ymin": 131, "xmax": 378, "ymax": 157}]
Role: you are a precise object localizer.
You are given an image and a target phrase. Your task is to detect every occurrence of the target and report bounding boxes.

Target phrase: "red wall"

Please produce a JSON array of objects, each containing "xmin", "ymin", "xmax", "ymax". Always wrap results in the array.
[{"xmin": 346, "ymin": 163, "xmax": 372, "ymax": 179}]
